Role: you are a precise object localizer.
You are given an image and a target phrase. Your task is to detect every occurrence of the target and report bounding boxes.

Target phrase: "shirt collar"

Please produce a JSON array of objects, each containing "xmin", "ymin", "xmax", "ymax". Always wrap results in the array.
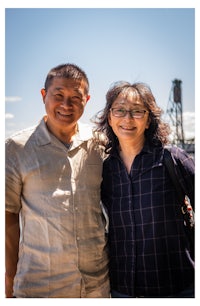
[
  {"xmin": 110, "ymin": 139, "xmax": 154, "ymax": 158},
  {"xmin": 35, "ymin": 117, "xmax": 93, "ymax": 148}
]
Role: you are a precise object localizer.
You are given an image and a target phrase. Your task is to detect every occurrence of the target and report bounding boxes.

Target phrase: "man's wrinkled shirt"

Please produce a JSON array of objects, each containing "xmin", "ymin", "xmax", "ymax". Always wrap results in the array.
[{"xmin": 6, "ymin": 118, "xmax": 110, "ymax": 298}]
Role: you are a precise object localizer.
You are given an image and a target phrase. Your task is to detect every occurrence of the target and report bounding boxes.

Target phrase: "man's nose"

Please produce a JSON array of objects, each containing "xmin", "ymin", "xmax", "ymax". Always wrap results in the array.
[{"xmin": 62, "ymin": 97, "xmax": 72, "ymax": 107}]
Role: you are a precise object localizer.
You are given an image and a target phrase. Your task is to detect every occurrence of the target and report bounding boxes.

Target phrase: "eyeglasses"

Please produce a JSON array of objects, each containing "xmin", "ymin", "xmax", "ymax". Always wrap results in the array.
[{"xmin": 110, "ymin": 108, "xmax": 148, "ymax": 119}]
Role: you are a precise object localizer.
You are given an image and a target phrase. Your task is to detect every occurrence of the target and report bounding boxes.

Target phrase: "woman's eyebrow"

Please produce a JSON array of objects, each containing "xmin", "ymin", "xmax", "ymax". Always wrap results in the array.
[{"xmin": 114, "ymin": 101, "xmax": 144, "ymax": 107}]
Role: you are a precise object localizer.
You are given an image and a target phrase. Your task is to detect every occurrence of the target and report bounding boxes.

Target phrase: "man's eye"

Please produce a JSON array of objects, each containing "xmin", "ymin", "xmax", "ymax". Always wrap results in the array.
[
  {"xmin": 54, "ymin": 94, "xmax": 63, "ymax": 99},
  {"xmin": 72, "ymin": 96, "xmax": 82, "ymax": 102}
]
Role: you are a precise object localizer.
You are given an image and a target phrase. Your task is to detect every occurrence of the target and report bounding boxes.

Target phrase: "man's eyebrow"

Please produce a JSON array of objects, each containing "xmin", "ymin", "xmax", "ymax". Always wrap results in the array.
[
  {"xmin": 54, "ymin": 87, "xmax": 63, "ymax": 91},
  {"xmin": 73, "ymin": 88, "xmax": 84, "ymax": 95},
  {"xmin": 52, "ymin": 87, "xmax": 84, "ymax": 97}
]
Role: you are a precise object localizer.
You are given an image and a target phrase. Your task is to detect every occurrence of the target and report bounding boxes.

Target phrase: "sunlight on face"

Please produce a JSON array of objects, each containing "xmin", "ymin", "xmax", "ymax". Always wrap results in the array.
[{"xmin": 109, "ymin": 89, "xmax": 150, "ymax": 144}]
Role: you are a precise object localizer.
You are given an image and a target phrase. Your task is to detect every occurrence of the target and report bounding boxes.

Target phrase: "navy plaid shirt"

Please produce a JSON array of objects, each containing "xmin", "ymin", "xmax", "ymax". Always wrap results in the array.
[{"xmin": 101, "ymin": 142, "xmax": 194, "ymax": 297}]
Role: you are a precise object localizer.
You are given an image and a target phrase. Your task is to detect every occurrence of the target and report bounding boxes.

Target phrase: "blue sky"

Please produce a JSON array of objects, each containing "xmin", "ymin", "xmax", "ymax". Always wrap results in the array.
[
  {"xmin": 4, "ymin": 4, "xmax": 196, "ymax": 140},
  {"xmin": 1, "ymin": 1, "xmax": 199, "ymax": 301}
]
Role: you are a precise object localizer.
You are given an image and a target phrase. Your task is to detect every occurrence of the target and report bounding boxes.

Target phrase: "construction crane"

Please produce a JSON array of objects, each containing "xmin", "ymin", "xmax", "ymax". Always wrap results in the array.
[{"xmin": 166, "ymin": 79, "xmax": 194, "ymax": 154}]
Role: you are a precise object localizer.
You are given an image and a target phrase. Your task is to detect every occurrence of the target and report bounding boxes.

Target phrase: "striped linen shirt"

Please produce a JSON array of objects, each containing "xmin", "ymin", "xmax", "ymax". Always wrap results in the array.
[{"xmin": 101, "ymin": 142, "xmax": 194, "ymax": 297}]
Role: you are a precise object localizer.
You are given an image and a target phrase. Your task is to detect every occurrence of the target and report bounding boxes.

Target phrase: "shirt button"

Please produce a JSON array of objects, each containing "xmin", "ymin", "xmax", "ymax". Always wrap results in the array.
[
  {"xmin": 76, "ymin": 236, "xmax": 80, "ymax": 241},
  {"xmin": 75, "ymin": 207, "xmax": 78, "ymax": 210}
]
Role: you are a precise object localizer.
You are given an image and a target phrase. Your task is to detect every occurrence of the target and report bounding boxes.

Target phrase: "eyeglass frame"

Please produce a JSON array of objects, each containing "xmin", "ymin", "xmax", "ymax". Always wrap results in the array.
[{"xmin": 110, "ymin": 108, "xmax": 149, "ymax": 119}]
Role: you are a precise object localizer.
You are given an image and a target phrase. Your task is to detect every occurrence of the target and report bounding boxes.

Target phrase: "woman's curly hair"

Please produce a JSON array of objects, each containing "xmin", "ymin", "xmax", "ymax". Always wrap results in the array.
[{"xmin": 93, "ymin": 81, "xmax": 171, "ymax": 153}]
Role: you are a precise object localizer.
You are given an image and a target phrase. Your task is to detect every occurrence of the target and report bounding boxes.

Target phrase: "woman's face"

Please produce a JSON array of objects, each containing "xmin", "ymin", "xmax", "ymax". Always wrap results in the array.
[{"xmin": 108, "ymin": 90, "xmax": 150, "ymax": 144}]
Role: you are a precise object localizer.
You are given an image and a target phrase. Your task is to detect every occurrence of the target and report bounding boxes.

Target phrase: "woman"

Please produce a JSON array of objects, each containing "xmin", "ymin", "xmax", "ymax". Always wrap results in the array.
[{"xmin": 95, "ymin": 81, "xmax": 194, "ymax": 298}]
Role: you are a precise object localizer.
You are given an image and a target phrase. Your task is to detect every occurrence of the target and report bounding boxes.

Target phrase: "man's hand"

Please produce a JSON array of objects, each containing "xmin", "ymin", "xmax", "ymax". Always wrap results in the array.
[{"xmin": 5, "ymin": 274, "xmax": 15, "ymax": 298}]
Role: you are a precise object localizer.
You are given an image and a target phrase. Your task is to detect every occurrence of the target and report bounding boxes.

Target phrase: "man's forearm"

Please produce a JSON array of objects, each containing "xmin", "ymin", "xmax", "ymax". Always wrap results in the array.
[{"xmin": 5, "ymin": 211, "xmax": 20, "ymax": 297}]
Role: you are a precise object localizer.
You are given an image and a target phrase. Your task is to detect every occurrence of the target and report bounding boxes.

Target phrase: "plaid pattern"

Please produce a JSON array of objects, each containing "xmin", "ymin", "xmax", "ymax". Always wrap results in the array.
[{"xmin": 101, "ymin": 143, "xmax": 194, "ymax": 297}]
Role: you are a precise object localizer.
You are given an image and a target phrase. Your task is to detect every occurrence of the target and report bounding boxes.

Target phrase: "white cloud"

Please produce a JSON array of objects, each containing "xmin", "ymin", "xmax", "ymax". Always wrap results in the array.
[
  {"xmin": 5, "ymin": 113, "xmax": 14, "ymax": 119},
  {"xmin": 183, "ymin": 112, "xmax": 195, "ymax": 140},
  {"xmin": 5, "ymin": 96, "xmax": 22, "ymax": 102},
  {"xmin": 164, "ymin": 111, "xmax": 195, "ymax": 141}
]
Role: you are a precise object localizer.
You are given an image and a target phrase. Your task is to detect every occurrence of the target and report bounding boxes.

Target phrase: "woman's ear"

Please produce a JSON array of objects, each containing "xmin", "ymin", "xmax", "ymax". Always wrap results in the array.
[
  {"xmin": 108, "ymin": 111, "xmax": 112, "ymax": 127},
  {"xmin": 146, "ymin": 115, "xmax": 151, "ymax": 129}
]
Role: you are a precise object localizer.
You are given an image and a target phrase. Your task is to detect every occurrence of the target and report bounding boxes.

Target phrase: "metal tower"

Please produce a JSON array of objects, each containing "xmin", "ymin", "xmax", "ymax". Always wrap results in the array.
[{"xmin": 166, "ymin": 79, "xmax": 185, "ymax": 147}]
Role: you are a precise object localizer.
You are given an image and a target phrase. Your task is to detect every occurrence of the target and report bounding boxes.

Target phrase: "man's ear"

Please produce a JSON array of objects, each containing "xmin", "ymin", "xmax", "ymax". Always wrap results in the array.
[
  {"xmin": 83, "ymin": 95, "xmax": 90, "ymax": 106},
  {"xmin": 41, "ymin": 88, "xmax": 46, "ymax": 103}
]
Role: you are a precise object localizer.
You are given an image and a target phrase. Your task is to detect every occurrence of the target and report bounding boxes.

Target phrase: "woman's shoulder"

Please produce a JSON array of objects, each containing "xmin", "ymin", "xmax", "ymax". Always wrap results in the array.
[{"xmin": 165, "ymin": 145, "xmax": 194, "ymax": 173}]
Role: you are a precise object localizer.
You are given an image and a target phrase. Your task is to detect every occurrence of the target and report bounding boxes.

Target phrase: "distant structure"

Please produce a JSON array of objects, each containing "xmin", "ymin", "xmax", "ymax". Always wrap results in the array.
[{"xmin": 166, "ymin": 79, "xmax": 194, "ymax": 154}]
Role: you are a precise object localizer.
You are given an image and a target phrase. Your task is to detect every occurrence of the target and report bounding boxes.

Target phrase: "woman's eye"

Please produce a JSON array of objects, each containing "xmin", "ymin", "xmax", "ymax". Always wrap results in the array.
[{"xmin": 118, "ymin": 109, "xmax": 125, "ymax": 114}]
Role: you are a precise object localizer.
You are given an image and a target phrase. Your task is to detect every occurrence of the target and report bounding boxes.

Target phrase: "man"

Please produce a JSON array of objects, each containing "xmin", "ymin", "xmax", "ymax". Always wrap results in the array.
[{"xmin": 5, "ymin": 64, "xmax": 110, "ymax": 298}]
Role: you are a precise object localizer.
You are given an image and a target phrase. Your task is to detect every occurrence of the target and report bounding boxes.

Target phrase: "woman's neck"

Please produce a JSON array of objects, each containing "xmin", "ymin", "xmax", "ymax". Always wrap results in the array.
[{"xmin": 118, "ymin": 137, "xmax": 145, "ymax": 173}]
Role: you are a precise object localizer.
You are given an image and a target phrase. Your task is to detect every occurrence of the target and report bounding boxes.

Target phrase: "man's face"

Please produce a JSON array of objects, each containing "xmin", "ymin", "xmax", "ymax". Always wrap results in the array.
[{"xmin": 41, "ymin": 77, "xmax": 89, "ymax": 133}]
